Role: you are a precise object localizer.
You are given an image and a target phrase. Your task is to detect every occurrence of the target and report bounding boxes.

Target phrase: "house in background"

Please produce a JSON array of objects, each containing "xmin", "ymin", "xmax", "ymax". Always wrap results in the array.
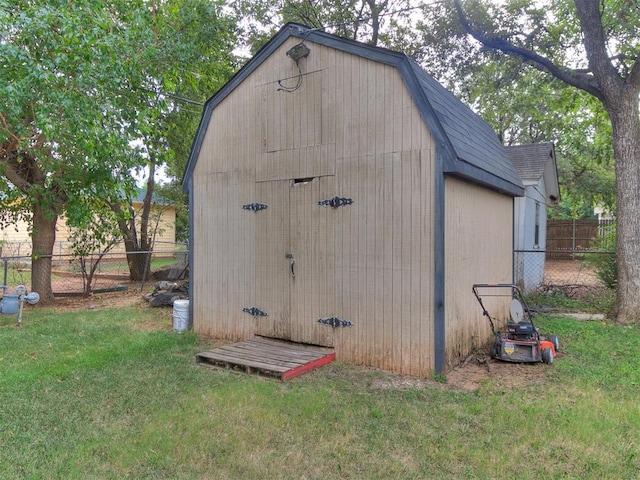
[
  {"xmin": 183, "ymin": 24, "xmax": 524, "ymax": 375},
  {"xmin": 506, "ymin": 143, "xmax": 560, "ymax": 291},
  {"xmin": 0, "ymin": 188, "xmax": 176, "ymax": 259}
]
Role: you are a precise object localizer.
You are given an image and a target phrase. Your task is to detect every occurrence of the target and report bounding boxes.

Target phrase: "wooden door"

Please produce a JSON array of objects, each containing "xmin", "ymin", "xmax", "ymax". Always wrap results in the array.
[
  {"xmin": 289, "ymin": 176, "xmax": 336, "ymax": 347},
  {"xmin": 255, "ymin": 181, "xmax": 291, "ymax": 339},
  {"xmin": 253, "ymin": 177, "xmax": 336, "ymax": 347}
]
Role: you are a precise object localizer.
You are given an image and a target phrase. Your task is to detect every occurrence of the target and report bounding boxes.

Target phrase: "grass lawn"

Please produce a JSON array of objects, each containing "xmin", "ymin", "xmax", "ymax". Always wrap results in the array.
[{"xmin": 1, "ymin": 297, "xmax": 639, "ymax": 479}]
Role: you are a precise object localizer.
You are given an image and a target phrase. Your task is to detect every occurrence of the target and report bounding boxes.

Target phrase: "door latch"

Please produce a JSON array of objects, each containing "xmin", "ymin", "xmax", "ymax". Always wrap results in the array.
[{"xmin": 285, "ymin": 253, "xmax": 295, "ymax": 276}]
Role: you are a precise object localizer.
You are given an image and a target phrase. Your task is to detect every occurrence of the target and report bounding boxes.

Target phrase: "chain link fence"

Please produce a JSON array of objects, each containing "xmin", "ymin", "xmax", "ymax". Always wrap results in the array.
[
  {"xmin": 1, "ymin": 242, "xmax": 188, "ymax": 297},
  {"xmin": 0, "ymin": 239, "xmax": 614, "ymax": 300},
  {"xmin": 514, "ymin": 249, "xmax": 615, "ymax": 297}
]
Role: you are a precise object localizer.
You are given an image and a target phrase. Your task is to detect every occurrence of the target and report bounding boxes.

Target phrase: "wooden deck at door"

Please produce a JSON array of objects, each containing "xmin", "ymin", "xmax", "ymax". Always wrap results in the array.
[{"xmin": 196, "ymin": 336, "xmax": 335, "ymax": 380}]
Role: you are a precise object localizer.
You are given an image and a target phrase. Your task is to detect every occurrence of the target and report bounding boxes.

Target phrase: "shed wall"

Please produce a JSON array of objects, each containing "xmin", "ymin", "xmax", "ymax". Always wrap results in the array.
[
  {"xmin": 191, "ymin": 39, "xmax": 437, "ymax": 375},
  {"xmin": 514, "ymin": 182, "xmax": 547, "ymax": 291},
  {"xmin": 444, "ymin": 177, "xmax": 513, "ymax": 366}
]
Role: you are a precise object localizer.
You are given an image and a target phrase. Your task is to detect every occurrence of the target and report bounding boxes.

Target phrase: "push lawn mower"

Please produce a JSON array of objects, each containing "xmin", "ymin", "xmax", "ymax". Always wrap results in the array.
[{"xmin": 472, "ymin": 284, "xmax": 559, "ymax": 364}]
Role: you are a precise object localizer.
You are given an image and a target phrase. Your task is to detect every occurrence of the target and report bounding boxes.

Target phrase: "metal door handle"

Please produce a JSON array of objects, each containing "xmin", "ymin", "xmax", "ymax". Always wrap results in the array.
[{"xmin": 290, "ymin": 259, "xmax": 296, "ymax": 277}]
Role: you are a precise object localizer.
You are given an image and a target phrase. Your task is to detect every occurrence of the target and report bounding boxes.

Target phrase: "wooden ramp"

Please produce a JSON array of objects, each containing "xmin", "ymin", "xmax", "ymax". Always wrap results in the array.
[{"xmin": 196, "ymin": 336, "xmax": 335, "ymax": 381}]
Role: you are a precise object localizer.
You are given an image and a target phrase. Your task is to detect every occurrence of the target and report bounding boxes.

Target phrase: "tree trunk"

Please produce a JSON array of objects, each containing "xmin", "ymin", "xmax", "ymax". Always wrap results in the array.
[
  {"xmin": 123, "ymin": 236, "xmax": 151, "ymax": 282},
  {"xmin": 608, "ymin": 92, "xmax": 640, "ymax": 324},
  {"xmin": 31, "ymin": 203, "xmax": 57, "ymax": 304},
  {"xmin": 112, "ymin": 201, "xmax": 149, "ymax": 282},
  {"xmin": 450, "ymin": 0, "xmax": 640, "ymax": 322}
]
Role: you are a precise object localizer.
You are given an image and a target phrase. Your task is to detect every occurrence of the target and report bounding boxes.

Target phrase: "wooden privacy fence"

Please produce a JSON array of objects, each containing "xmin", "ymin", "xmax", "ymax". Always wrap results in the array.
[{"xmin": 546, "ymin": 219, "xmax": 615, "ymax": 259}]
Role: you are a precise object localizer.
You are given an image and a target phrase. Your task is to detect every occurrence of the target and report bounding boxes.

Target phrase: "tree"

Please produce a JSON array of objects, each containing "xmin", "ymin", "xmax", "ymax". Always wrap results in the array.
[
  {"xmin": 414, "ymin": 0, "xmax": 616, "ymax": 219},
  {"xmin": 67, "ymin": 201, "xmax": 122, "ymax": 297},
  {"xmin": 115, "ymin": 0, "xmax": 237, "ymax": 281},
  {"xmin": 451, "ymin": 0, "xmax": 639, "ymax": 323},
  {"xmin": 234, "ymin": 0, "xmax": 418, "ymax": 52},
  {"xmin": 0, "ymin": 1, "xmax": 147, "ymax": 302},
  {"xmin": 1, "ymin": 0, "xmax": 237, "ymax": 297}
]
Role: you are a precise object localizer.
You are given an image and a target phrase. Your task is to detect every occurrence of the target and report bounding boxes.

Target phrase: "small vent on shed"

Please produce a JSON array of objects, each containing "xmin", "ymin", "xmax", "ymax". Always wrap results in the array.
[{"xmin": 293, "ymin": 177, "xmax": 314, "ymax": 185}]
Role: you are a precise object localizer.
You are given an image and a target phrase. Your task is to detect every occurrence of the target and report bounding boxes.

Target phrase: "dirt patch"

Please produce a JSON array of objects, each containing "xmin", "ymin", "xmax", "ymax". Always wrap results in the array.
[
  {"xmin": 444, "ymin": 355, "xmax": 550, "ymax": 392},
  {"xmin": 545, "ymin": 259, "xmax": 601, "ymax": 287},
  {"xmin": 371, "ymin": 349, "xmax": 553, "ymax": 394},
  {"xmin": 45, "ymin": 281, "xmax": 147, "ymax": 311}
]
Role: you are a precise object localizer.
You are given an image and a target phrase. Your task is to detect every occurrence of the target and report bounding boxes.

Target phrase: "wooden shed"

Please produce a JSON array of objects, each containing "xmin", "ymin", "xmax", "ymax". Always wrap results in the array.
[{"xmin": 182, "ymin": 24, "xmax": 524, "ymax": 375}]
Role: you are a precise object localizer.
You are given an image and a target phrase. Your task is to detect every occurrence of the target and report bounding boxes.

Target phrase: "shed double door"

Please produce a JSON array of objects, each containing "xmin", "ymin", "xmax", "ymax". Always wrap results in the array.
[{"xmin": 255, "ymin": 176, "xmax": 336, "ymax": 347}]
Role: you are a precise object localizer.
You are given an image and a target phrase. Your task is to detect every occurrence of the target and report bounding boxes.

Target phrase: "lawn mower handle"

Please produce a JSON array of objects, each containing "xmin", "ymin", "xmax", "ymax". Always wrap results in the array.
[{"xmin": 471, "ymin": 283, "xmax": 536, "ymax": 331}]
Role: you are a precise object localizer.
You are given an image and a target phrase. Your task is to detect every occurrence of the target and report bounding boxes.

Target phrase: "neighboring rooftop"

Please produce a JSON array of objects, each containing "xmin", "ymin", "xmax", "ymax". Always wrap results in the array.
[{"xmin": 506, "ymin": 143, "xmax": 560, "ymax": 204}]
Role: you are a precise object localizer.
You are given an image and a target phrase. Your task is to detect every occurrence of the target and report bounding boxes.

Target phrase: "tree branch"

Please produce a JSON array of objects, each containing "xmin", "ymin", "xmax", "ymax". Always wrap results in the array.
[
  {"xmin": 573, "ymin": 0, "xmax": 621, "ymax": 86},
  {"xmin": 1, "ymin": 150, "xmax": 37, "ymax": 194},
  {"xmin": 452, "ymin": 0, "xmax": 605, "ymax": 102},
  {"xmin": 628, "ymin": 53, "xmax": 640, "ymax": 89}
]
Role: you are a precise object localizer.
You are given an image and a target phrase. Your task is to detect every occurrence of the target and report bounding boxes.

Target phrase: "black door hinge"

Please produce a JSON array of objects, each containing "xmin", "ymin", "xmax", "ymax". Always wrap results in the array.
[{"xmin": 317, "ymin": 316, "xmax": 353, "ymax": 328}]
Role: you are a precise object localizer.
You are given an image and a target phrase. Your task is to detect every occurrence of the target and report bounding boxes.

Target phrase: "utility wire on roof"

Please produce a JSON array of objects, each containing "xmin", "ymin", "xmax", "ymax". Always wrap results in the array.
[
  {"xmin": 165, "ymin": 93, "xmax": 204, "ymax": 106},
  {"xmin": 139, "ymin": 86, "xmax": 205, "ymax": 107}
]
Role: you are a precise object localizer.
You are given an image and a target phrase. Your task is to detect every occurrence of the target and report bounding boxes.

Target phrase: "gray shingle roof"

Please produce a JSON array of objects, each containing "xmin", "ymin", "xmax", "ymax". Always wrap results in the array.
[
  {"xmin": 183, "ymin": 23, "xmax": 524, "ymax": 197},
  {"xmin": 506, "ymin": 143, "xmax": 554, "ymax": 182},
  {"xmin": 407, "ymin": 61, "xmax": 522, "ymax": 193}
]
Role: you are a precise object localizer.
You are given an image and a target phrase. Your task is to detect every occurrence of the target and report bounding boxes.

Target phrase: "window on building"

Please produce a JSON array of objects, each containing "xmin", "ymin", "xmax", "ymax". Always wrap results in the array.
[{"xmin": 534, "ymin": 202, "xmax": 540, "ymax": 248}]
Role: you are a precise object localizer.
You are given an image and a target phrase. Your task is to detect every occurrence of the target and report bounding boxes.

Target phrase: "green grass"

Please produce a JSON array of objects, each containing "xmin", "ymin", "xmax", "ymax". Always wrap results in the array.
[{"xmin": 1, "ymin": 305, "xmax": 640, "ymax": 479}]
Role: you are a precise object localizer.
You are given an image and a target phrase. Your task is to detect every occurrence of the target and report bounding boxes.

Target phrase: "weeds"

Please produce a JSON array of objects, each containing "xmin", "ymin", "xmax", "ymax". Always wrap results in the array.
[{"xmin": 526, "ymin": 286, "xmax": 615, "ymax": 315}]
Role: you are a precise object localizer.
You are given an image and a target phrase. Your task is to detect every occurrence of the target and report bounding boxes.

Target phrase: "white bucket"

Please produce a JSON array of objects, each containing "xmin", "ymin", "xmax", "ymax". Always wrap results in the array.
[{"xmin": 172, "ymin": 299, "xmax": 189, "ymax": 333}]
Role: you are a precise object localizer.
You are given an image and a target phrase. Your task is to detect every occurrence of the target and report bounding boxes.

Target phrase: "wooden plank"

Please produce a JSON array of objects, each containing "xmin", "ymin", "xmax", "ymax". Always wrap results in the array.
[
  {"xmin": 334, "ymin": 163, "xmax": 352, "ymax": 359},
  {"xmin": 196, "ymin": 337, "xmax": 336, "ymax": 380},
  {"xmin": 321, "ymin": 46, "xmax": 336, "ymax": 146},
  {"xmin": 218, "ymin": 343, "xmax": 316, "ymax": 362},
  {"xmin": 224, "ymin": 343, "xmax": 330, "ymax": 363},
  {"xmin": 292, "ymin": 67, "xmax": 301, "ymax": 150},
  {"xmin": 382, "ymin": 152, "xmax": 394, "ymax": 372},
  {"xmin": 255, "ymin": 181, "xmax": 291, "ymax": 340},
  {"xmin": 400, "ymin": 151, "xmax": 412, "ymax": 374},
  {"xmin": 196, "ymin": 351, "xmax": 290, "ymax": 374},
  {"xmin": 321, "ymin": 175, "xmax": 336, "ymax": 344},
  {"xmin": 198, "ymin": 347, "xmax": 300, "ymax": 368},
  {"xmin": 250, "ymin": 335, "xmax": 333, "ymax": 352},
  {"xmin": 342, "ymin": 53, "xmax": 354, "ymax": 158},
  {"xmin": 362, "ymin": 156, "xmax": 375, "ymax": 365},
  {"xmin": 281, "ymin": 353, "xmax": 336, "ymax": 381},
  {"xmin": 354, "ymin": 158, "xmax": 367, "ymax": 365},
  {"xmin": 388, "ymin": 152, "xmax": 402, "ymax": 373},
  {"xmin": 289, "ymin": 176, "xmax": 335, "ymax": 347},
  {"xmin": 240, "ymin": 173, "xmax": 256, "ymax": 340},
  {"xmin": 209, "ymin": 351, "xmax": 304, "ymax": 371},
  {"xmin": 412, "ymin": 149, "xmax": 433, "ymax": 375}
]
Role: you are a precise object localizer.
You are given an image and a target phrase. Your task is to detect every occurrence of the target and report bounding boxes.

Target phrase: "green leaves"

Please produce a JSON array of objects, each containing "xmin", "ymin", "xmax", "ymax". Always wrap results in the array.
[
  {"xmin": 1, "ymin": 0, "xmax": 237, "ymax": 296},
  {"xmin": 415, "ymin": 0, "xmax": 619, "ymax": 219},
  {"xmin": 1, "ymin": 0, "xmax": 236, "ymax": 217}
]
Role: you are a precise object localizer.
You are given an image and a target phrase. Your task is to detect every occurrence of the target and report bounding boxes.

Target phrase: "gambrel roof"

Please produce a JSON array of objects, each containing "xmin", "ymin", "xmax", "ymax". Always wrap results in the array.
[{"xmin": 183, "ymin": 23, "xmax": 524, "ymax": 197}]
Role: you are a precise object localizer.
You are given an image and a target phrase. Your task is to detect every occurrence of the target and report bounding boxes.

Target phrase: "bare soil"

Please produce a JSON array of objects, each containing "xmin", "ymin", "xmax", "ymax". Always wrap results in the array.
[
  {"xmin": 443, "ymin": 353, "xmax": 551, "ymax": 392},
  {"xmin": 48, "ymin": 278, "xmax": 148, "ymax": 311},
  {"xmin": 544, "ymin": 259, "xmax": 601, "ymax": 287},
  {"xmin": 372, "ymin": 350, "xmax": 553, "ymax": 393}
]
